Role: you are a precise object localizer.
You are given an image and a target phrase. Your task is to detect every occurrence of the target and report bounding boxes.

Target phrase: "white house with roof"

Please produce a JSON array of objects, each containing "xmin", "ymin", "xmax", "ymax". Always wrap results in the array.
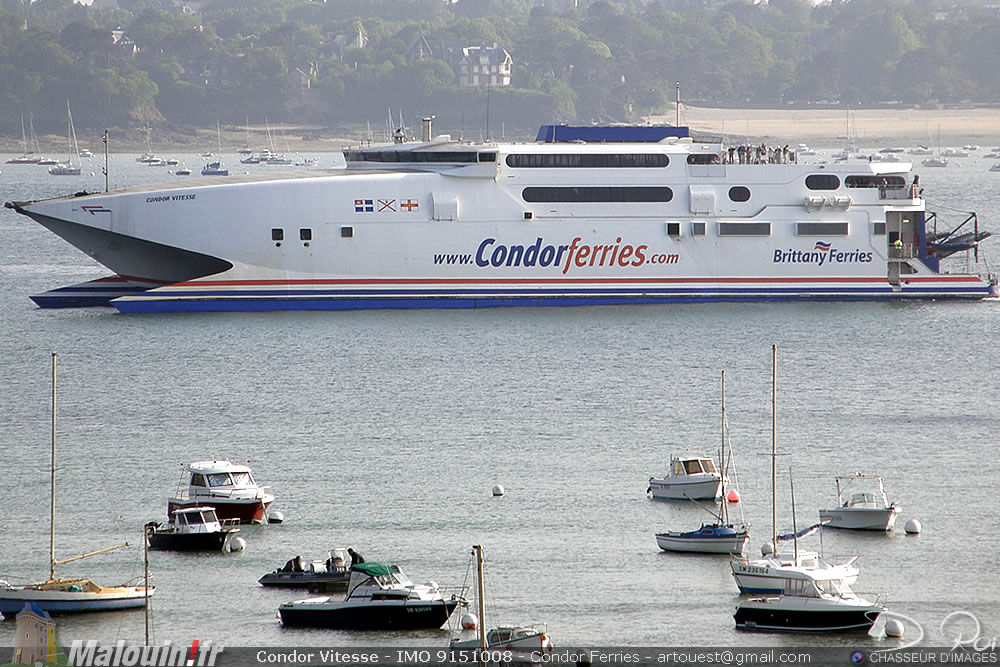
[{"xmin": 457, "ymin": 43, "xmax": 512, "ymax": 88}]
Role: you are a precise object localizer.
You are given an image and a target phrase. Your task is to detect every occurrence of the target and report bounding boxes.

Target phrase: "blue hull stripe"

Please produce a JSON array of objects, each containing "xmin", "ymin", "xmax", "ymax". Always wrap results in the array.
[{"xmin": 115, "ymin": 290, "xmax": 989, "ymax": 313}]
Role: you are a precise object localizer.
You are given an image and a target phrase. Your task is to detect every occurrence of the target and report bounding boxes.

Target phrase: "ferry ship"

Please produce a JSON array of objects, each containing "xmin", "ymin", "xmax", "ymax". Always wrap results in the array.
[{"xmin": 5, "ymin": 123, "xmax": 995, "ymax": 312}]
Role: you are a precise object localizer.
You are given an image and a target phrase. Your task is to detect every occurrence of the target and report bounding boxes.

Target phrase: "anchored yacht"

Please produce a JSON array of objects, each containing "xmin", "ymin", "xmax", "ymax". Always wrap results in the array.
[{"xmin": 6, "ymin": 122, "xmax": 995, "ymax": 312}]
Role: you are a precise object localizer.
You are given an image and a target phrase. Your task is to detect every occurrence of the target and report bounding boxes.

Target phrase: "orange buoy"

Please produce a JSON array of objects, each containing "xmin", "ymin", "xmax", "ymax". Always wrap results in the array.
[{"xmin": 727, "ymin": 489, "xmax": 740, "ymax": 503}]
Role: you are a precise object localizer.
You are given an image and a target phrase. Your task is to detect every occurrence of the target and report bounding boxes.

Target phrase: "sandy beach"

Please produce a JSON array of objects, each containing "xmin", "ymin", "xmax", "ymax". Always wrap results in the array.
[
  {"xmin": 4, "ymin": 107, "xmax": 1000, "ymax": 153},
  {"xmin": 660, "ymin": 106, "xmax": 1000, "ymax": 147}
]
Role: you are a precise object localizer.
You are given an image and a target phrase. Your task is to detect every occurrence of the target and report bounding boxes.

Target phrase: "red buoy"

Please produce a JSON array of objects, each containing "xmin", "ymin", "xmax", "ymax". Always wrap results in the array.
[{"xmin": 727, "ymin": 489, "xmax": 740, "ymax": 503}]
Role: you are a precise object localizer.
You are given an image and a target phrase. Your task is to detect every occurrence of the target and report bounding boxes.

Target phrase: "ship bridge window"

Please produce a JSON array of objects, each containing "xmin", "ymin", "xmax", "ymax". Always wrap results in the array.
[
  {"xmin": 506, "ymin": 153, "xmax": 668, "ymax": 168},
  {"xmin": 796, "ymin": 222, "xmax": 849, "ymax": 236},
  {"xmin": 521, "ymin": 186, "xmax": 673, "ymax": 202},
  {"xmin": 343, "ymin": 150, "xmax": 480, "ymax": 163},
  {"xmin": 728, "ymin": 186, "xmax": 751, "ymax": 202},
  {"xmin": 845, "ymin": 175, "xmax": 906, "ymax": 189},
  {"xmin": 687, "ymin": 154, "xmax": 721, "ymax": 165},
  {"xmin": 719, "ymin": 222, "xmax": 771, "ymax": 236},
  {"xmin": 806, "ymin": 174, "xmax": 840, "ymax": 190},
  {"xmin": 207, "ymin": 473, "xmax": 231, "ymax": 487},
  {"xmin": 191, "ymin": 474, "xmax": 207, "ymax": 487}
]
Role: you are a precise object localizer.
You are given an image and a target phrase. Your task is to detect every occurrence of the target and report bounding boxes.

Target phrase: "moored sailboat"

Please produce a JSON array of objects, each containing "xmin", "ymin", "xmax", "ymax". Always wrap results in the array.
[
  {"xmin": 730, "ymin": 344, "xmax": 860, "ymax": 594},
  {"xmin": 655, "ymin": 371, "xmax": 749, "ymax": 554},
  {"xmin": 48, "ymin": 102, "xmax": 81, "ymax": 176},
  {"xmin": 0, "ymin": 353, "xmax": 153, "ymax": 615}
]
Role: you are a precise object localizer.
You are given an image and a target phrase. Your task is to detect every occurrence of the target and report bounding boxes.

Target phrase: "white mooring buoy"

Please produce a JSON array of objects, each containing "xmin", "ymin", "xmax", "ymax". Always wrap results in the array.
[
  {"xmin": 460, "ymin": 613, "xmax": 478, "ymax": 630},
  {"xmin": 904, "ymin": 518, "xmax": 921, "ymax": 534},
  {"xmin": 492, "ymin": 484, "xmax": 505, "ymax": 497},
  {"xmin": 227, "ymin": 536, "xmax": 247, "ymax": 552},
  {"xmin": 267, "ymin": 510, "xmax": 284, "ymax": 524},
  {"xmin": 760, "ymin": 542, "xmax": 774, "ymax": 556},
  {"xmin": 885, "ymin": 619, "xmax": 905, "ymax": 638}
]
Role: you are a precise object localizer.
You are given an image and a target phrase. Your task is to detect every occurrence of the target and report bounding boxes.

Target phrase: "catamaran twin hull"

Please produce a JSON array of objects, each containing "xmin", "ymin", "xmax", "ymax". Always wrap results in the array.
[{"xmin": 8, "ymin": 127, "xmax": 996, "ymax": 313}]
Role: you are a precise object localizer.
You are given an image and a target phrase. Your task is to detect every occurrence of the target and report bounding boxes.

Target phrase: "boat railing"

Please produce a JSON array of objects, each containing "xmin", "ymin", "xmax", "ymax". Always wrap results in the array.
[{"xmin": 220, "ymin": 518, "xmax": 240, "ymax": 530}]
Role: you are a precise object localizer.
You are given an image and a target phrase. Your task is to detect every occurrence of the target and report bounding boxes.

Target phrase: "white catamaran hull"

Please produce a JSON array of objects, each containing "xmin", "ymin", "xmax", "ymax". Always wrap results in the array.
[{"xmin": 9, "ymin": 127, "xmax": 995, "ymax": 312}]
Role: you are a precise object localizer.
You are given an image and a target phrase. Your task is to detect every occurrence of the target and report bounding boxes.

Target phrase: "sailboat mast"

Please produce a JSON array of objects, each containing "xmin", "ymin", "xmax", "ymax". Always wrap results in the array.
[
  {"xmin": 474, "ymin": 545, "xmax": 487, "ymax": 667},
  {"xmin": 771, "ymin": 344, "xmax": 777, "ymax": 555},
  {"xmin": 789, "ymin": 469, "xmax": 799, "ymax": 564},
  {"xmin": 50, "ymin": 352, "xmax": 57, "ymax": 581},
  {"xmin": 719, "ymin": 370, "xmax": 727, "ymax": 523},
  {"xmin": 144, "ymin": 523, "xmax": 151, "ymax": 644}
]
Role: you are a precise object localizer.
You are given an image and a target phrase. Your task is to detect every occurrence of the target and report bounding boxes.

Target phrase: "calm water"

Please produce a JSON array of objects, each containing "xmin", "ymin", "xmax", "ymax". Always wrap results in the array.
[{"xmin": 0, "ymin": 149, "xmax": 998, "ymax": 651}]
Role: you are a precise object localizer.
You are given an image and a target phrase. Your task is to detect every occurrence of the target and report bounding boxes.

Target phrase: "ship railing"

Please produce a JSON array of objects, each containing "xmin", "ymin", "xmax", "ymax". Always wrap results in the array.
[
  {"xmin": 881, "ymin": 184, "xmax": 919, "ymax": 200},
  {"xmin": 889, "ymin": 243, "xmax": 917, "ymax": 259}
]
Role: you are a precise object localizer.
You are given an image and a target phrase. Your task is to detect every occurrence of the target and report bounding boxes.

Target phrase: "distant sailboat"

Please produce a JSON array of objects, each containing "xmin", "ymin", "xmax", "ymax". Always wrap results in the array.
[
  {"xmin": 6, "ymin": 115, "xmax": 41, "ymax": 164},
  {"xmin": 48, "ymin": 102, "xmax": 82, "ymax": 176},
  {"xmin": 0, "ymin": 353, "xmax": 154, "ymax": 615}
]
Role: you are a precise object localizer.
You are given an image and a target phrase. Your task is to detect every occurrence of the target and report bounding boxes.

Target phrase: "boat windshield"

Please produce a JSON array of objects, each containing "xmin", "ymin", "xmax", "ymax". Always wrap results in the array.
[
  {"xmin": 845, "ymin": 492, "xmax": 877, "ymax": 507},
  {"xmin": 207, "ymin": 473, "xmax": 232, "ymax": 487},
  {"xmin": 231, "ymin": 471, "xmax": 254, "ymax": 486}
]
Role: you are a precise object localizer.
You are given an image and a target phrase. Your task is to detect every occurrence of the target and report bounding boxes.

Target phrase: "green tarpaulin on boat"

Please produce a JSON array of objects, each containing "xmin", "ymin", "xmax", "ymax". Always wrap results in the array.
[{"xmin": 351, "ymin": 562, "xmax": 395, "ymax": 577}]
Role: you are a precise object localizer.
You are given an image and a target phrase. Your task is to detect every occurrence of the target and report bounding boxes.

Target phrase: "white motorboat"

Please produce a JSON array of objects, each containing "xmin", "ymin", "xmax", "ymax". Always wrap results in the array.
[
  {"xmin": 734, "ymin": 579, "xmax": 885, "ymax": 633},
  {"xmin": 0, "ymin": 354, "xmax": 153, "ymax": 615},
  {"xmin": 167, "ymin": 460, "xmax": 274, "ymax": 524},
  {"xmin": 819, "ymin": 474, "xmax": 900, "ymax": 531},
  {"xmin": 278, "ymin": 562, "xmax": 461, "ymax": 629},
  {"xmin": 258, "ymin": 549, "xmax": 352, "ymax": 591},
  {"xmin": 449, "ymin": 545, "xmax": 552, "ymax": 659},
  {"xmin": 146, "ymin": 507, "xmax": 240, "ymax": 551},
  {"xmin": 921, "ymin": 156, "xmax": 948, "ymax": 167},
  {"xmin": 648, "ymin": 456, "xmax": 724, "ymax": 501},
  {"xmin": 730, "ymin": 344, "xmax": 860, "ymax": 593},
  {"xmin": 990, "ymin": 163, "xmax": 1000, "ymax": 172}
]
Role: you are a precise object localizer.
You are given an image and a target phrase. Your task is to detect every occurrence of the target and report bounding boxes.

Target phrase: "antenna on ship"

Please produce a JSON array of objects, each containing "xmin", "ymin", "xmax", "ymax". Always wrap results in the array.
[
  {"xmin": 675, "ymin": 81, "xmax": 680, "ymax": 127},
  {"xmin": 102, "ymin": 129, "xmax": 109, "ymax": 192}
]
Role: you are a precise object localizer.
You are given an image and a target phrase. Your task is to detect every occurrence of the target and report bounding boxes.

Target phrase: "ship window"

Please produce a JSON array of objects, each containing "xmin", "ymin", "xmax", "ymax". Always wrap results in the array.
[
  {"xmin": 719, "ymin": 222, "xmax": 771, "ymax": 236},
  {"xmin": 271, "ymin": 228, "xmax": 283, "ymax": 241},
  {"xmin": 687, "ymin": 154, "xmax": 720, "ymax": 165},
  {"xmin": 191, "ymin": 474, "xmax": 207, "ymax": 487},
  {"xmin": 691, "ymin": 221, "xmax": 706, "ymax": 236},
  {"xmin": 796, "ymin": 222, "xmax": 849, "ymax": 236},
  {"xmin": 521, "ymin": 186, "xmax": 673, "ymax": 203},
  {"xmin": 231, "ymin": 472, "xmax": 252, "ymax": 486},
  {"xmin": 478, "ymin": 152, "xmax": 497, "ymax": 163},
  {"xmin": 343, "ymin": 150, "xmax": 480, "ymax": 163},
  {"xmin": 806, "ymin": 174, "xmax": 840, "ymax": 190},
  {"xmin": 506, "ymin": 153, "xmax": 668, "ymax": 168},
  {"xmin": 665, "ymin": 222, "xmax": 681, "ymax": 236},
  {"xmin": 846, "ymin": 175, "xmax": 906, "ymax": 189},
  {"xmin": 873, "ymin": 222, "xmax": 886, "ymax": 236},
  {"xmin": 300, "ymin": 228, "xmax": 312, "ymax": 241},
  {"xmin": 341, "ymin": 226, "xmax": 353, "ymax": 238},
  {"xmin": 729, "ymin": 186, "xmax": 751, "ymax": 202},
  {"xmin": 523, "ymin": 212, "xmax": 532, "ymax": 220},
  {"xmin": 186, "ymin": 512, "xmax": 206, "ymax": 525}
]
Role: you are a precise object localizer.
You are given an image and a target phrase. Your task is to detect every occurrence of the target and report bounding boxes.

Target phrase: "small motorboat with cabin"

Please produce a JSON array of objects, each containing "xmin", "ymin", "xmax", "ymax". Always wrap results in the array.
[
  {"xmin": 733, "ymin": 578, "xmax": 885, "ymax": 633},
  {"xmin": 277, "ymin": 562, "xmax": 461, "ymax": 630},
  {"xmin": 818, "ymin": 474, "xmax": 899, "ymax": 531},
  {"xmin": 145, "ymin": 507, "xmax": 240, "ymax": 551},
  {"xmin": 200, "ymin": 161, "xmax": 229, "ymax": 176},
  {"xmin": 258, "ymin": 549, "xmax": 351, "ymax": 591},
  {"xmin": 648, "ymin": 456, "xmax": 724, "ymax": 501},
  {"xmin": 167, "ymin": 460, "xmax": 274, "ymax": 524}
]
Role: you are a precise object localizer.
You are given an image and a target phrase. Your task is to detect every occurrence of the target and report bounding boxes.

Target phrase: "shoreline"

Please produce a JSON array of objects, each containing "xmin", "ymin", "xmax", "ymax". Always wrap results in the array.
[{"xmin": 3, "ymin": 107, "xmax": 1000, "ymax": 153}]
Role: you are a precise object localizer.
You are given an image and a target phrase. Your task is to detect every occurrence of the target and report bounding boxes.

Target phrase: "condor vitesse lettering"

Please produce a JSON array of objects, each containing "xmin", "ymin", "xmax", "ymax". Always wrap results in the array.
[{"xmin": 475, "ymin": 237, "xmax": 678, "ymax": 275}]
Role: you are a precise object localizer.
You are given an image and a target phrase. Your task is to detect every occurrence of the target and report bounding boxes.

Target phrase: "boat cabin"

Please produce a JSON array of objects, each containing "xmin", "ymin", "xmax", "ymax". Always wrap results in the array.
[
  {"xmin": 673, "ymin": 456, "xmax": 718, "ymax": 477},
  {"xmin": 174, "ymin": 460, "xmax": 271, "ymax": 501},
  {"xmin": 167, "ymin": 507, "xmax": 237, "ymax": 533}
]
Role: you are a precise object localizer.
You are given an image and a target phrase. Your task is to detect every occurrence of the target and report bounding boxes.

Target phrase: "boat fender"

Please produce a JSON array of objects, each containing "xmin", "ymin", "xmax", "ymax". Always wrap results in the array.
[{"xmin": 646, "ymin": 486, "xmax": 652, "ymax": 494}]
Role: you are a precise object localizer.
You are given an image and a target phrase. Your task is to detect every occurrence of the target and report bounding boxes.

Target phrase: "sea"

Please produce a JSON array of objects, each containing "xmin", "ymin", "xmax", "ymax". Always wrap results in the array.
[{"xmin": 0, "ymin": 147, "xmax": 998, "ymax": 656}]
